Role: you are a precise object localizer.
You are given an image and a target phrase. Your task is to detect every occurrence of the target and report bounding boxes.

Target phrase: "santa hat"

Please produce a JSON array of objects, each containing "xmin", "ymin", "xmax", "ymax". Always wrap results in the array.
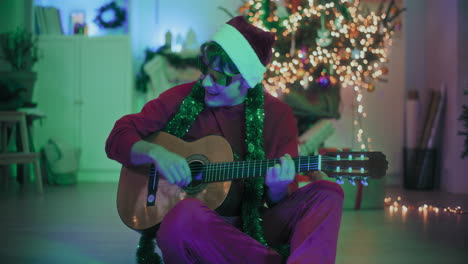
[{"xmin": 211, "ymin": 16, "xmax": 276, "ymax": 88}]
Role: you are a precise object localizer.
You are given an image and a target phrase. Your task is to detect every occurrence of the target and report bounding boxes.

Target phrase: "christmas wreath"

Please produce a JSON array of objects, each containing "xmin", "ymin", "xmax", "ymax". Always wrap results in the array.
[{"xmin": 94, "ymin": 1, "xmax": 126, "ymax": 29}]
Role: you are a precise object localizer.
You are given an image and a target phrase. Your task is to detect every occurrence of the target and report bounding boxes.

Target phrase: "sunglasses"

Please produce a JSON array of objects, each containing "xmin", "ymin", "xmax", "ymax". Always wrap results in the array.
[{"xmin": 199, "ymin": 55, "xmax": 241, "ymax": 86}]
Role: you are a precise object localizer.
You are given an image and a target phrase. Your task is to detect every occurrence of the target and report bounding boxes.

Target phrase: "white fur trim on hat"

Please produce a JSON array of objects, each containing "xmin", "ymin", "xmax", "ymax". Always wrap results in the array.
[{"xmin": 212, "ymin": 24, "xmax": 266, "ymax": 88}]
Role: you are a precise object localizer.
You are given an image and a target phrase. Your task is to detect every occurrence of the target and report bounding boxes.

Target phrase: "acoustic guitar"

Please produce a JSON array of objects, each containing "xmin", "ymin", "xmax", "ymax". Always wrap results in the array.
[{"xmin": 117, "ymin": 132, "xmax": 388, "ymax": 231}]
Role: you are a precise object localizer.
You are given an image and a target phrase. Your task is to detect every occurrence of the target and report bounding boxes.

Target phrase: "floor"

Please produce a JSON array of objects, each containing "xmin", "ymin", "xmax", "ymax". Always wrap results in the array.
[{"xmin": 1, "ymin": 181, "xmax": 467, "ymax": 264}]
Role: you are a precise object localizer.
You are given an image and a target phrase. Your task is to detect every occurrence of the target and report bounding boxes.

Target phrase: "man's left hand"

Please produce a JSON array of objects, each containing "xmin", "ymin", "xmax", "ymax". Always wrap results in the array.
[{"xmin": 265, "ymin": 154, "xmax": 295, "ymax": 198}]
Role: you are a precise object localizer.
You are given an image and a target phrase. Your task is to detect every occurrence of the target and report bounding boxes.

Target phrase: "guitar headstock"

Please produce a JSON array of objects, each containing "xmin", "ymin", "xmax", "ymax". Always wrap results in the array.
[{"xmin": 321, "ymin": 151, "xmax": 388, "ymax": 185}]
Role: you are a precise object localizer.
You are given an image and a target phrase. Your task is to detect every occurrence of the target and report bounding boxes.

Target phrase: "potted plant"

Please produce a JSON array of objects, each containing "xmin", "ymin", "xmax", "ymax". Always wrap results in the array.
[{"xmin": 0, "ymin": 27, "xmax": 40, "ymax": 109}]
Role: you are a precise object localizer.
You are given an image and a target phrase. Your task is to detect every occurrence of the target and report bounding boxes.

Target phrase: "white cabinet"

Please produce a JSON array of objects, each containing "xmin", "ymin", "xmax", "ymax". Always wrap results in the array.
[{"xmin": 34, "ymin": 35, "xmax": 133, "ymax": 181}]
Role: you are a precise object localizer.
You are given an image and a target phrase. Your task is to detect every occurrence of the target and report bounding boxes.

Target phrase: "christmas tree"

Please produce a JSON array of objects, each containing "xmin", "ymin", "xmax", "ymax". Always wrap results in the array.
[{"xmin": 238, "ymin": 0, "xmax": 404, "ymax": 143}]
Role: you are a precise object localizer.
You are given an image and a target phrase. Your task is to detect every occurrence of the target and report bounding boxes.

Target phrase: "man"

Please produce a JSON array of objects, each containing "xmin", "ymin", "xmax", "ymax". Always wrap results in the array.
[{"xmin": 106, "ymin": 16, "xmax": 344, "ymax": 264}]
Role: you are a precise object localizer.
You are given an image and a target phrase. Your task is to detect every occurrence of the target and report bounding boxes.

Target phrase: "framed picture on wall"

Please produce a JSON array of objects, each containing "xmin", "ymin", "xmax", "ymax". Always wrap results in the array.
[{"xmin": 69, "ymin": 10, "xmax": 86, "ymax": 35}]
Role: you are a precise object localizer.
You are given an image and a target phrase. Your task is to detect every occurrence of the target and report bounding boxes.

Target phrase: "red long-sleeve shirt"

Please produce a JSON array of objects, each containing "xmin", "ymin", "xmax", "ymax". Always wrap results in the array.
[{"xmin": 105, "ymin": 82, "xmax": 299, "ymax": 215}]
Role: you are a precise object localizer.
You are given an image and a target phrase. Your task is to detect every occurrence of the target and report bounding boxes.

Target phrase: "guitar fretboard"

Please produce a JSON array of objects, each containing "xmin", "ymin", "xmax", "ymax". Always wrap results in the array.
[{"xmin": 198, "ymin": 156, "xmax": 324, "ymax": 183}]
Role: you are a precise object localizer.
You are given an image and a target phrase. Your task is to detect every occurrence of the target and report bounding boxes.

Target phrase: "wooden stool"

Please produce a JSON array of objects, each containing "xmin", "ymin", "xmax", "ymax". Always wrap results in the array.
[{"xmin": 0, "ymin": 111, "xmax": 43, "ymax": 193}]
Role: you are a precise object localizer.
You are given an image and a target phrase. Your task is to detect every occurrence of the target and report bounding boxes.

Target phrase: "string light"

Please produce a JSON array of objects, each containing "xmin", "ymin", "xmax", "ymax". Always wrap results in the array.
[
  {"xmin": 240, "ymin": 0, "xmax": 402, "ymax": 150},
  {"xmin": 384, "ymin": 196, "xmax": 466, "ymax": 215}
]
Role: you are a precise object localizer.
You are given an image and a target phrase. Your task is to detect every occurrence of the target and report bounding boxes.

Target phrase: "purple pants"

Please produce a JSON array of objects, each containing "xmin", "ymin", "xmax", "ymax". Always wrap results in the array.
[{"xmin": 156, "ymin": 180, "xmax": 344, "ymax": 264}]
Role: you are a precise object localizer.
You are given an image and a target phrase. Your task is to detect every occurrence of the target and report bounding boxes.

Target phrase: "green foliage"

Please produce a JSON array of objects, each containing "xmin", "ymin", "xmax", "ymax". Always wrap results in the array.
[{"xmin": 0, "ymin": 28, "xmax": 40, "ymax": 71}]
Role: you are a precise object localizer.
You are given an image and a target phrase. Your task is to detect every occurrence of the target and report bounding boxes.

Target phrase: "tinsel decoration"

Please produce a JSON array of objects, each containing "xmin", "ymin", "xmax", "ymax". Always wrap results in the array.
[
  {"xmin": 94, "ymin": 1, "xmax": 126, "ymax": 29},
  {"xmin": 162, "ymin": 81, "xmax": 205, "ymax": 137},
  {"xmin": 458, "ymin": 105, "xmax": 468, "ymax": 158},
  {"xmin": 242, "ymin": 84, "xmax": 290, "ymax": 258},
  {"xmin": 136, "ymin": 81, "xmax": 290, "ymax": 263},
  {"xmin": 136, "ymin": 230, "xmax": 162, "ymax": 264},
  {"xmin": 241, "ymin": 83, "xmax": 268, "ymax": 245}
]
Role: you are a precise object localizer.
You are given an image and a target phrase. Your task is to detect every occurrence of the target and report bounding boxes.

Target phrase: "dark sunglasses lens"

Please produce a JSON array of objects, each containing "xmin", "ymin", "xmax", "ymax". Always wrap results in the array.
[{"xmin": 199, "ymin": 56, "xmax": 235, "ymax": 86}]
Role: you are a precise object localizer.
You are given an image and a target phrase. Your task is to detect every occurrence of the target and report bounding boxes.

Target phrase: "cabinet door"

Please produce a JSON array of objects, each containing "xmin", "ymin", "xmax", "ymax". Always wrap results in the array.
[
  {"xmin": 79, "ymin": 36, "xmax": 133, "ymax": 171},
  {"xmin": 34, "ymin": 36, "xmax": 80, "ymax": 150}
]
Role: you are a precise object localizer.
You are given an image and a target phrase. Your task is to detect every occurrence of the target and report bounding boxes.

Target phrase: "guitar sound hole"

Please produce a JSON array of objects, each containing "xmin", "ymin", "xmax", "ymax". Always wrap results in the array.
[{"xmin": 185, "ymin": 160, "xmax": 206, "ymax": 195}]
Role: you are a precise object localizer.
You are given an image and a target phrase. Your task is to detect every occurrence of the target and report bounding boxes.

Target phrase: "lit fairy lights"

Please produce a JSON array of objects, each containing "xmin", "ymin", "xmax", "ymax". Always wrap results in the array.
[
  {"xmin": 240, "ymin": 0, "xmax": 404, "ymax": 150},
  {"xmin": 384, "ymin": 196, "xmax": 466, "ymax": 215}
]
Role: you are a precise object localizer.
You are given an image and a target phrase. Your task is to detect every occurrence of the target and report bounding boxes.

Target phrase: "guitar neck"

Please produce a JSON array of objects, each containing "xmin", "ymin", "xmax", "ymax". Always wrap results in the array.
[{"xmin": 202, "ymin": 156, "xmax": 322, "ymax": 183}]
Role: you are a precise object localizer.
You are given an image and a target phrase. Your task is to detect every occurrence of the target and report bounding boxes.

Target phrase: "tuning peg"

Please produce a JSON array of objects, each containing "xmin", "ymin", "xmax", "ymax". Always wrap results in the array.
[
  {"xmin": 336, "ymin": 176, "xmax": 344, "ymax": 185},
  {"xmin": 349, "ymin": 177, "xmax": 356, "ymax": 186},
  {"xmin": 361, "ymin": 178, "xmax": 369, "ymax": 186}
]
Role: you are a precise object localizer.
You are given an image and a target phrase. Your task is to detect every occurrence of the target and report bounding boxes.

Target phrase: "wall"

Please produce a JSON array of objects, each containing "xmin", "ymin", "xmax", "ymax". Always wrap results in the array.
[
  {"xmin": 404, "ymin": 0, "xmax": 467, "ymax": 193},
  {"xmin": 454, "ymin": 0, "xmax": 468, "ymax": 193},
  {"xmin": 130, "ymin": 0, "xmax": 241, "ymax": 111},
  {"xmin": 130, "ymin": 0, "xmax": 239, "ymax": 77},
  {"xmin": 132, "ymin": 0, "xmax": 240, "ymax": 52},
  {"xmin": 422, "ymin": 0, "xmax": 466, "ymax": 193},
  {"xmin": 441, "ymin": 0, "xmax": 468, "ymax": 193}
]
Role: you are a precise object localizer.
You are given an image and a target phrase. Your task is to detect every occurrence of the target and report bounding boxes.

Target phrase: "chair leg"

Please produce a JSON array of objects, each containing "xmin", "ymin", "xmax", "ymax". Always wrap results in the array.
[
  {"xmin": 33, "ymin": 160, "xmax": 43, "ymax": 194},
  {"xmin": 1, "ymin": 165, "xmax": 10, "ymax": 189}
]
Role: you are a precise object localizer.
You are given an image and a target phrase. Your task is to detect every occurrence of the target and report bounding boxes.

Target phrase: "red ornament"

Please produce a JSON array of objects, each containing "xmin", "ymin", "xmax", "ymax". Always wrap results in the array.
[
  {"xmin": 338, "ymin": 48, "xmax": 349, "ymax": 60},
  {"xmin": 350, "ymin": 28, "xmax": 359, "ymax": 39},
  {"xmin": 287, "ymin": 0, "xmax": 302, "ymax": 13}
]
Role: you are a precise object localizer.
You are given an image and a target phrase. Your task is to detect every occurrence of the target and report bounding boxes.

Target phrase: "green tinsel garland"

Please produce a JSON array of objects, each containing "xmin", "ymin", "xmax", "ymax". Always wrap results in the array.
[
  {"xmin": 136, "ymin": 80, "xmax": 289, "ymax": 263},
  {"xmin": 136, "ymin": 229, "xmax": 162, "ymax": 264}
]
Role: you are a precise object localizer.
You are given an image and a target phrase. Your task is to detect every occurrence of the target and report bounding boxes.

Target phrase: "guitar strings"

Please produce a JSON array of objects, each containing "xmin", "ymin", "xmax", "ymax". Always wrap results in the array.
[
  {"xmin": 149, "ymin": 165, "xmax": 369, "ymax": 182},
  {"xmin": 185, "ymin": 157, "xmax": 366, "ymax": 171},
  {"xmin": 150, "ymin": 163, "xmax": 368, "ymax": 175},
  {"xmin": 148, "ymin": 154, "xmax": 375, "ymax": 173},
  {"xmin": 148, "ymin": 157, "xmax": 367, "ymax": 172},
  {"xmin": 149, "ymin": 165, "xmax": 370, "ymax": 183},
  {"xmin": 182, "ymin": 156, "xmax": 344, "ymax": 170},
  {"xmin": 148, "ymin": 157, "xmax": 330, "ymax": 172}
]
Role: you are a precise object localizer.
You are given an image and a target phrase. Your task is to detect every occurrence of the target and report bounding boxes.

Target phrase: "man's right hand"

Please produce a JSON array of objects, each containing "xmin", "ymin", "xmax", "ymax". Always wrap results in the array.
[{"xmin": 131, "ymin": 140, "xmax": 192, "ymax": 187}]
